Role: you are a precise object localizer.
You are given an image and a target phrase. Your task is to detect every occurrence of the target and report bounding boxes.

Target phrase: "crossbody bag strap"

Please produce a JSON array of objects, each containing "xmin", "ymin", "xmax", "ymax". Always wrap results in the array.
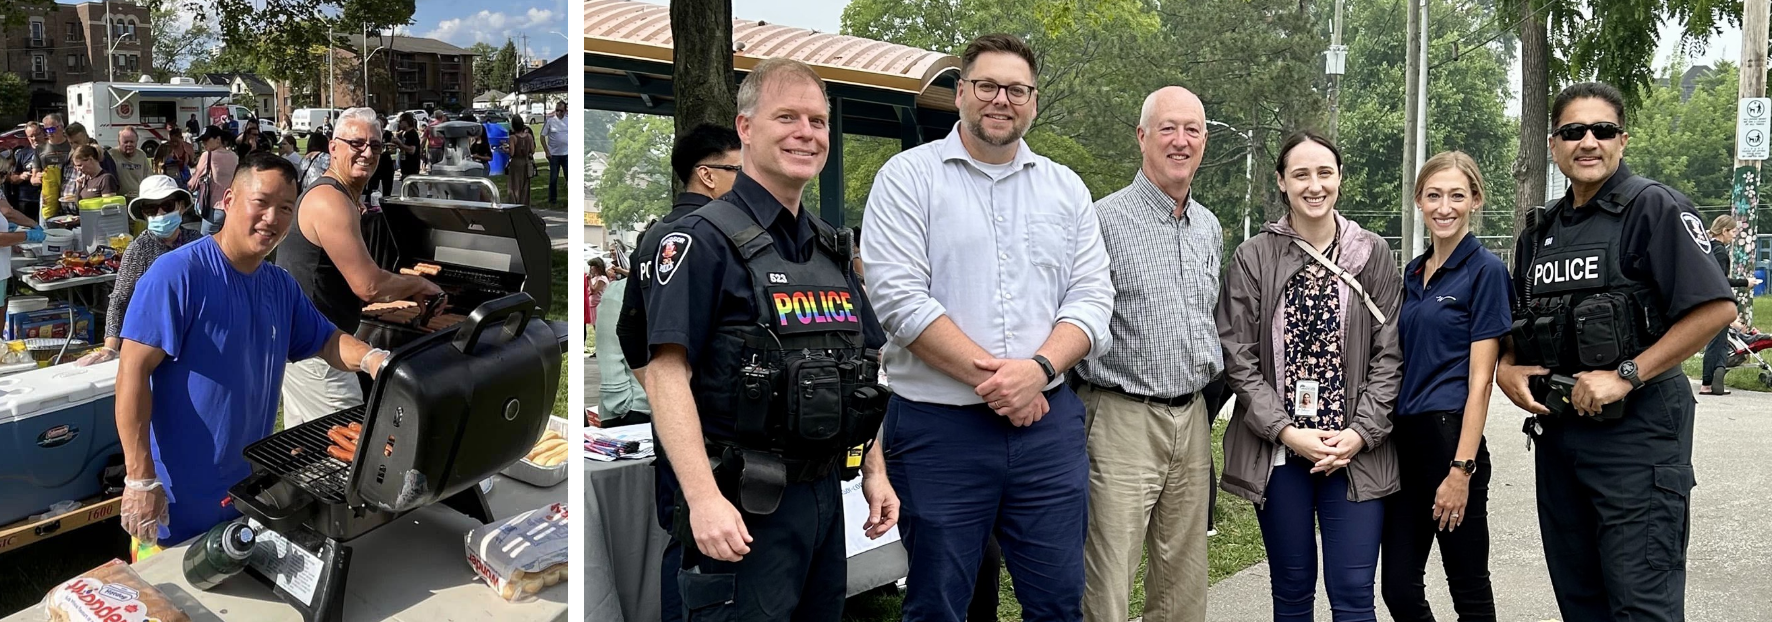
[{"xmin": 1292, "ymin": 238, "xmax": 1388, "ymax": 325}]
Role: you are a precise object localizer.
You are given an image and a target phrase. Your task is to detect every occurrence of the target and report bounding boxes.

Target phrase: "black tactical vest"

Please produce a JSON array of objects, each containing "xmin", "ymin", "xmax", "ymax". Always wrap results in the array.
[
  {"xmin": 1511, "ymin": 175, "xmax": 1671, "ymax": 374},
  {"xmin": 689, "ymin": 200, "xmax": 887, "ymax": 461}
]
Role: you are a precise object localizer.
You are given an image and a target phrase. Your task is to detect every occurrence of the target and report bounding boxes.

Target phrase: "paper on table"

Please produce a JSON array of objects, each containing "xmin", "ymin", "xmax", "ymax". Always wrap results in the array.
[
  {"xmin": 246, "ymin": 518, "xmax": 323, "ymax": 606},
  {"xmin": 841, "ymin": 475, "xmax": 899, "ymax": 558},
  {"xmin": 584, "ymin": 424, "xmax": 655, "ymax": 461}
]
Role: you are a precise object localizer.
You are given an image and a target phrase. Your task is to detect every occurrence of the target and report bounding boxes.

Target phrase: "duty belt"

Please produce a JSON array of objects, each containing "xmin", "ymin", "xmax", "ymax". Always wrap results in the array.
[{"xmin": 708, "ymin": 443, "xmax": 838, "ymax": 515}]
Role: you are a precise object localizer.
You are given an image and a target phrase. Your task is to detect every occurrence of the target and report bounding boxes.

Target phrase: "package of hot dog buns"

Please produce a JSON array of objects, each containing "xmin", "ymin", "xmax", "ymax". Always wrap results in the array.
[
  {"xmin": 41, "ymin": 559, "xmax": 192, "ymax": 622},
  {"xmin": 464, "ymin": 503, "xmax": 569, "ymax": 602}
]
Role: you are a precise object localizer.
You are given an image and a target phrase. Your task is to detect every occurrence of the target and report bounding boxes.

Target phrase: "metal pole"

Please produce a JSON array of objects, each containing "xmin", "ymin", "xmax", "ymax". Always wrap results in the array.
[
  {"xmin": 328, "ymin": 30, "xmax": 335, "ymax": 110},
  {"xmin": 1734, "ymin": 0, "xmax": 1768, "ymax": 325},
  {"xmin": 1328, "ymin": 0, "xmax": 1343, "ymax": 141},
  {"xmin": 1400, "ymin": 0, "xmax": 1420, "ymax": 261},
  {"xmin": 363, "ymin": 22, "xmax": 369, "ymax": 107},
  {"xmin": 1409, "ymin": 0, "xmax": 1430, "ymax": 257},
  {"xmin": 105, "ymin": 0, "xmax": 113, "ymax": 82},
  {"xmin": 1243, "ymin": 139, "xmax": 1253, "ymax": 242}
]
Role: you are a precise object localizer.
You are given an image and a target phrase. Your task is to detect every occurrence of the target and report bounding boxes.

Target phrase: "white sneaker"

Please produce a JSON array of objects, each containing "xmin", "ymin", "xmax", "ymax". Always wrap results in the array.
[{"xmin": 1207, "ymin": 528, "xmax": 1219, "ymax": 537}]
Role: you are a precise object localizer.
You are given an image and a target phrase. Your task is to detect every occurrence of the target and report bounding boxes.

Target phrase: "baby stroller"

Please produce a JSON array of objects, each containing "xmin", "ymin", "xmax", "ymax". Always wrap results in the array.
[{"xmin": 1725, "ymin": 327, "xmax": 1772, "ymax": 387}]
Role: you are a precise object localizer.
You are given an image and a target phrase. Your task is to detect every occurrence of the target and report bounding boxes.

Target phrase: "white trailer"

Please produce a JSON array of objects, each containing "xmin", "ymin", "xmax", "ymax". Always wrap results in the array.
[{"xmin": 66, "ymin": 81, "xmax": 231, "ymax": 155}]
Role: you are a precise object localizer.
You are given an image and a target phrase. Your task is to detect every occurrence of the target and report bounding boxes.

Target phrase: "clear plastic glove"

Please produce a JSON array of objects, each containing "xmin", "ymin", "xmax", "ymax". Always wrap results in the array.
[
  {"xmin": 75, "ymin": 347, "xmax": 117, "ymax": 367},
  {"xmin": 24, "ymin": 228, "xmax": 45, "ymax": 243},
  {"xmin": 120, "ymin": 478, "xmax": 169, "ymax": 544}
]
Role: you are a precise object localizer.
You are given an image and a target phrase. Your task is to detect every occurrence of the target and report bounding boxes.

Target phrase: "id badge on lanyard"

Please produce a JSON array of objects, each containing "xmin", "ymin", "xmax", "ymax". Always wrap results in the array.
[{"xmin": 1275, "ymin": 379, "xmax": 1322, "ymax": 467}]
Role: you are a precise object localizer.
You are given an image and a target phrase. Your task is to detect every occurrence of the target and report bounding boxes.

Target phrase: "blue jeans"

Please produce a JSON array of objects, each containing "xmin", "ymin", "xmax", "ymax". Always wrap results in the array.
[
  {"xmin": 1256, "ymin": 456, "xmax": 1384, "ymax": 622},
  {"xmin": 200, "ymin": 208, "xmax": 224, "ymax": 236},
  {"xmin": 547, "ymin": 154, "xmax": 568, "ymax": 204},
  {"xmin": 886, "ymin": 387, "xmax": 1089, "ymax": 622}
]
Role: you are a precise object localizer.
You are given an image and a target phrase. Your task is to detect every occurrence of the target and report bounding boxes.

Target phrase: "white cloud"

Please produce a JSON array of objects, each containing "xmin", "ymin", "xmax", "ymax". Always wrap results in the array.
[{"xmin": 422, "ymin": 8, "xmax": 556, "ymax": 48}]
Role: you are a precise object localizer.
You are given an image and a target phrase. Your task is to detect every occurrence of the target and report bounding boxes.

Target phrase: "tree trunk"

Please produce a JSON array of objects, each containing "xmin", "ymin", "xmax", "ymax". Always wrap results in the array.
[
  {"xmin": 671, "ymin": 0, "xmax": 736, "ymax": 195},
  {"xmin": 1512, "ymin": 0, "xmax": 1549, "ymax": 239},
  {"xmin": 672, "ymin": 0, "xmax": 737, "ymax": 140}
]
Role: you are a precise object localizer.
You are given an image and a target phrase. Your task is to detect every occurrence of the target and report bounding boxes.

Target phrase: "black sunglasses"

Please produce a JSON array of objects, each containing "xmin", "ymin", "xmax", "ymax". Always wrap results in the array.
[
  {"xmin": 1552, "ymin": 122, "xmax": 1623, "ymax": 142},
  {"xmin": 700, "ymin": 164, "xmax": 742, "ymax": 173}
]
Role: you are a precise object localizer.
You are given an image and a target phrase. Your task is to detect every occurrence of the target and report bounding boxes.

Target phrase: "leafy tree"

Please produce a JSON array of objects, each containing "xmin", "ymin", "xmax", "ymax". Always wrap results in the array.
[
  {"xmin": 593, "ymin": 114, "xmax": 676, "ymax": 232},
  {"xmin": 469, "ymin": 42, "xmax": 501, "ymax": 95},
  {"xmin": 491, "ymin": 39, "xmax": 520, "ymax": 93},
  {"xmin": 840, "ymin": 0, "xmax": 1327, "ymax": 240},
  {"xmin": 149, "ymin": 3, "xmax": 216, "ymax": 82},
  {"xmin": 141, "ymin": 0, "xmax": 414, "ymax": 86},
  {"xmin": 0, "ymin": 0, "xmax": 56, "ymax": 29},
  {"xmin": 1508, "ymin": 0, "xmax": 1743, "ymax": 233},
  {"xmin": 1625, "ymin": 60, "xmax": 1746, "ymax": 210},
  {"xmin": 1337, "ymin": 0, "xmax": 1517, "ymax": 238},
  {"xmin": 0, "ymin": 72, "xmax": 28, "ymax": 123}
]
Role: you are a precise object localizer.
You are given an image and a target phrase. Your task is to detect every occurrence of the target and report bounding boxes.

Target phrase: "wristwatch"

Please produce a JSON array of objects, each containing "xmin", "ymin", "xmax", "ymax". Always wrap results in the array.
[
  {"xmin": 1617, "ymin": 359, "xmax": 1644, "ymax": 390},
  {"xmin": 1031, "ymin": 354, "xmax": 1058, "ymax": 384},
  {"xmin": 1449, "ymin": 460, "xmax": 1478, "ymax": 475}
]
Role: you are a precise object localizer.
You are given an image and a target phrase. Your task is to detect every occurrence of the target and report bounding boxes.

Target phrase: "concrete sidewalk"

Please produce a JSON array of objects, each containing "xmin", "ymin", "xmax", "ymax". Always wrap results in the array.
[{"xmin": 1202, "ymin": 383, "xmax": 1772, "ymax": 621}]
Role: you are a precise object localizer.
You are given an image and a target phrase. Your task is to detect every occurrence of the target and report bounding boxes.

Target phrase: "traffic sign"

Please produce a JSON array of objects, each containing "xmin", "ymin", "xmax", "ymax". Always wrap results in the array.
[{"xmin": 1738, "ymin": 97, "xmax": 1770, "ymax": 161}]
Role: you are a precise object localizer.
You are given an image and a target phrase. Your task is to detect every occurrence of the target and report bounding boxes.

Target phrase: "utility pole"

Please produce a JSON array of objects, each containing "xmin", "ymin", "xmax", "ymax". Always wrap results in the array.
[
  {"xmin": 1410, "ymin": 0, "xmax": 1428, "ymax": 257},
  {"xmin": 1401, "ymin": 0, "xmax": 1421, "ymax": 262},
  {"xmin": 105, "ymin": 0, "xmax": 113, "ymax": 82},
  {"xmin": 1327, "ymin": 0, "xmax": 1345, "ymax": 141},
  {"xmin": 328, "ymin": 29, "xmax": 335, "ymax": 110},
  {"xmin": 1733, "ymin": 0, "xmax": 1768, "ymax": 325}
]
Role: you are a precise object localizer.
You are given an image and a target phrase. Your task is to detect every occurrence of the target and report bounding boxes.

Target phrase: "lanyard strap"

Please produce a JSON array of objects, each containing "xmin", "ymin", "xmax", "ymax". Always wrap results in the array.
[{"xmin": 1292, "ymin": 238, "xmax": 1388, "ymax": 325}]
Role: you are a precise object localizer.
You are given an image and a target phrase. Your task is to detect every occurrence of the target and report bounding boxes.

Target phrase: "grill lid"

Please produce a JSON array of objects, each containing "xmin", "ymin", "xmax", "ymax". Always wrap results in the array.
[
  {"xmin": 347, "ymin": 293, "xmax": 563, "ymax": 513},
  {"xmin": 375, "ymin": 193, "xmax": 553, "ymax": 313}
]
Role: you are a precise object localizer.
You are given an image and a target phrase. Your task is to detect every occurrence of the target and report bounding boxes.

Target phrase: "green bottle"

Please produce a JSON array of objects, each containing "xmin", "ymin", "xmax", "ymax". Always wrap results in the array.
[{"xmin": 181, "ymin": 520, "xmax": 256, "ymax": 590}]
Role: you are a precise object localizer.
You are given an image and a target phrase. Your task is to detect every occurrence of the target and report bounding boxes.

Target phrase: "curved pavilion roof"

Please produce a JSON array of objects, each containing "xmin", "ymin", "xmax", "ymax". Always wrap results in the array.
[{"xmin": 584, "ymin": 0, "xmax": 960, "ymax": 114}]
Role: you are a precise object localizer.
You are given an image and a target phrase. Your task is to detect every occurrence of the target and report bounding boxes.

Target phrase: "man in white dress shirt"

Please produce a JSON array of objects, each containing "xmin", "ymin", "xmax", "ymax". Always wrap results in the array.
[{"xmin": 861, "ymin": 32, "xmax": 1114, "ymax": 622}]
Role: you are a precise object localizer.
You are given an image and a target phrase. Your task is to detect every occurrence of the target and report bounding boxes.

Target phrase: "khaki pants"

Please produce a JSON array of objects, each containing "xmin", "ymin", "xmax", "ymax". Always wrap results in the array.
[
  {"xmin": 281, "ymin": 357, "xmax": 364, "ymax": 428},
  {"xmin": 1079, "ymin": 384, "xmax": 1212, "ymax": 622}
]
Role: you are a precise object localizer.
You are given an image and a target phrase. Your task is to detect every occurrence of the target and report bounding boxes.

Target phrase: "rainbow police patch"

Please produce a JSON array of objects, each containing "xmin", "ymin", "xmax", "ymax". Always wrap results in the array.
[{"xmin": 768, "ymin": 286, "xmax": 862, "ymax": 335}]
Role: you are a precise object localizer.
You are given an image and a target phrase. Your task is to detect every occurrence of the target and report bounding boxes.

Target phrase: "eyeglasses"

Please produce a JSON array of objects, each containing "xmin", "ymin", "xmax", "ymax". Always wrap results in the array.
[
  {"xmin": 1552, "ymin": 122, "xmax": 1623, "ymax": 142},
  {"xmin": 963, "ymin": 79, "xmax": 1036, "ymax": 105},
  {"xmin": 332, "ymin": 137, "xmax": 386, "ymax": 153},
  {"xmin": 700, "ymin": 164, "xmax": 742, "ymax": 173}
]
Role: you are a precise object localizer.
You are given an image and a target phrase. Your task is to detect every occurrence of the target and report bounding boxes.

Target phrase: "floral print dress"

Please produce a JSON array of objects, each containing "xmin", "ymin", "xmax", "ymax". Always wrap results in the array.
[{"xmin": 1282, "ymin": 245, "xmax": 1348, "ymax": 449}]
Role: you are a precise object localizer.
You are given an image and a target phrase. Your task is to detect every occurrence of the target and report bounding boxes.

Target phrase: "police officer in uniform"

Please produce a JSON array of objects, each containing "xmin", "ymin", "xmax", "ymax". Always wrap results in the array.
[
  {"xmin": 1497, "ymin": 81, "xmax": 1737, "ymax": 621},
  {"xmin": 644, "ymin": 58, "xmax": 899, "ymax": 621},
  {"xmin": 617, "ymin": 123, "xmax": 742, "ymax": 622}
]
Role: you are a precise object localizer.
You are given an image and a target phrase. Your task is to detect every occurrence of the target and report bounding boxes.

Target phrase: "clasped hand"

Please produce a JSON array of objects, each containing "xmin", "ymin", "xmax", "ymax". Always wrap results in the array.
[
  {"xmin": 1279, "ymin": 426, "xmax": 1364, "ymax": 475},
  {"xmin": 974, "ymin": 358, "xmax": 1049, "ymax": 426}
]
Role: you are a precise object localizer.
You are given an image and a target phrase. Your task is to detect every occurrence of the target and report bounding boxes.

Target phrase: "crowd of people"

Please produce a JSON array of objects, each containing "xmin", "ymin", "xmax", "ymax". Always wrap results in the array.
[
  {"xmin": 0, "ymin": 104, "xmax": 513, "ymax": 564},
  {"xmin": 601, "ymin": 31, "xmax": 1758, "ymax": 622}
]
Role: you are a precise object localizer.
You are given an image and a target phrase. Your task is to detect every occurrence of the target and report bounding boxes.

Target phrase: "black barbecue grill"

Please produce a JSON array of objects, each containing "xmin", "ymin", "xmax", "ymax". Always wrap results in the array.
[
  {"xmin": 229, "ymin": 293, "xmax": 567, "ymax": 622},
  {"xmin": 356, "ymin": 179, "xmax": 552, "ymax": 353}
]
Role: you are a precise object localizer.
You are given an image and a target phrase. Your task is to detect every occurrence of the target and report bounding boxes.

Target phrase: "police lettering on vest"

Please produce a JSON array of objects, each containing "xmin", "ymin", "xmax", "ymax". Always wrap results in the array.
[
  {"xmin": 686, "ymin": 200, "xmax": 887, "ymax": 514},
  {"xmin": 1510, "ymin": 175, "xmax": 1671, "ymax": 396}
]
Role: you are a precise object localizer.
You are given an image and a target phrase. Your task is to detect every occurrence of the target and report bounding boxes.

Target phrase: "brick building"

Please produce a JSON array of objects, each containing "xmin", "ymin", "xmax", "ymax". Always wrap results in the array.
[
  {"xmin": 0, "ymin": 0, "xmax": 154, "ymax": 124},
  {"xmin": 324, "ymin": 34, "xmax": 476, "ymax": 115}
]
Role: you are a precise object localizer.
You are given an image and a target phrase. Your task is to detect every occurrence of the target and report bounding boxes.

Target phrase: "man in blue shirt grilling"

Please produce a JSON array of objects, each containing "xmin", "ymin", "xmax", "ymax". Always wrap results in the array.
[{"xmin": 114, "ymin": 153, "xmax": 393, "ymax": 550}]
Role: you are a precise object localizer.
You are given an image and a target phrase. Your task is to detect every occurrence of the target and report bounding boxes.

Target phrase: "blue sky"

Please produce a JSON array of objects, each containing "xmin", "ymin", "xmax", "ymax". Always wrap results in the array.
[
  {"xmin": 56, "ymin": 0, "xmax": 569, "ymax": 63},
  {"xmin": 409, "ymin": 0, "xmax": 570, "ymax": 61}
]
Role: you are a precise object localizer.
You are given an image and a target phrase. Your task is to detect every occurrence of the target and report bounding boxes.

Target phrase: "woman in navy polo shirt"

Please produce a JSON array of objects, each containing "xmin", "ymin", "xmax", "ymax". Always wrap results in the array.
[{"xmin": 1381, "ymin": 151, "xmax": 1510, "ymax": 621}]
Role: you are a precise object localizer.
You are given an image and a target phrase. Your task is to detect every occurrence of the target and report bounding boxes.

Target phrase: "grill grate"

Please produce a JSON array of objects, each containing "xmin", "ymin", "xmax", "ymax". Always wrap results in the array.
[
  {"xmin": 436, "ymin": 265, "xmax": 507, "ymax": 290},
  {"xmin": 243, "ymin": 406, "xmax": 366, "ymax": 504}
]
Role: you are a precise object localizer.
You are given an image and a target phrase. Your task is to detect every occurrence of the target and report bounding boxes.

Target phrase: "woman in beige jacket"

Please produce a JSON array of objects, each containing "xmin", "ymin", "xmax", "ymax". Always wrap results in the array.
[{"xmin": 1214, "ymin": 131, "xmax": 1404, "ymax": 620}]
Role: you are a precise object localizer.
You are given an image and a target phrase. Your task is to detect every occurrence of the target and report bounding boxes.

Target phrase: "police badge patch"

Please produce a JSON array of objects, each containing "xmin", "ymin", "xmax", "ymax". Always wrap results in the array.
[
  {"xmin": 1680, "ymin": 212, "xmax": 1711, "ymax": 253},
  {"xmin": 656, "ymin": 233, "xmax": 692, "ymax": 285}
]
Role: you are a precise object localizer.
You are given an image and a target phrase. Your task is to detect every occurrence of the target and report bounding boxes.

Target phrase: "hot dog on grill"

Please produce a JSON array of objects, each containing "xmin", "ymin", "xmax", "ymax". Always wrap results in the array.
[{"xmin": 328, "ymin": 445, "xmax": 354, "ymax": 462}]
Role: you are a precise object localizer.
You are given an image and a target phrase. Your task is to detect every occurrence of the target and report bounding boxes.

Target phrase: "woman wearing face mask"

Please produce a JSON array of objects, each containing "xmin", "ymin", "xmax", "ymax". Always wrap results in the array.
[
  {"xmin": 78, "ymin": 175, "xmax": 201, "ymax": 366},
  {"xmin": 1380, "ymin": 151, "xmax": 1508, "ymax": 621},
  {"xmin": 1215, "ymin": 131, "xmax": 1403, "ymax": 621}
]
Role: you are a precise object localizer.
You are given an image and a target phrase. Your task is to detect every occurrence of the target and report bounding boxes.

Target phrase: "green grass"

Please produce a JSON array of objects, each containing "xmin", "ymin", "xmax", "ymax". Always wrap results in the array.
[
  {"xmin": 840, "ymin": 418, "xmax": 1265, "ymax": 621},
  {"xmin": 548, "ymin": 248, "xmax": 568, "ymax": 419},
  {"xmin": 1680, "ymin": 296, "xmax": 1772, "ymax": 393}
]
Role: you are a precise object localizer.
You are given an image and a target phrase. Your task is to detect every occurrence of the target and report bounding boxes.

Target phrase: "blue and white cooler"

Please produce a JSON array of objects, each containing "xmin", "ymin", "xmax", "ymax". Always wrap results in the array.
[{"xmin": 0, "ymin": 360, "xmax": 120, "ymax": 526}]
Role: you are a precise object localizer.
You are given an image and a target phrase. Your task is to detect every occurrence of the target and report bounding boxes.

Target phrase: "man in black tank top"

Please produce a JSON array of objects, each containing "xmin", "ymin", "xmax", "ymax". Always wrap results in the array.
[{"xmin": 275, "ymin": 108, "xmax": 440, "ymax": 427}]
